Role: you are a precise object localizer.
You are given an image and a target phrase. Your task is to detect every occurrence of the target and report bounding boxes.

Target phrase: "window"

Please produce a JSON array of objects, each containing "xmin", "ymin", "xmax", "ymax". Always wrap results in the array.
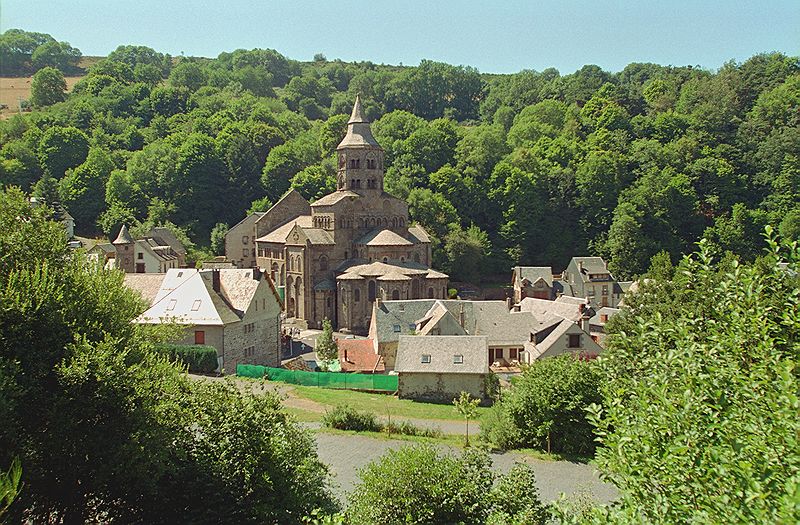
[
  {"xmin": 600, "ymin": 314, "xmax": 608, "ymax": 323},
  {"xmin": 242, "ymin": 236, "xmax": 249, "ymax": 244},
  {"xmin": 191, "ymin": 299, "xmax": 202, "ymax": 311},
  {"xmin": 568, "ymin": 334, "xmax": 581, "ymax": 348},
  {"xmin": 421, "ymin": 354, "xmax": 431, "ymax": 363},
  {"xmin": 177, "ymin": 271, "xmax": 183, "ymax": 277},
  {"xmin": 408, "ymin": 323, "xmax": 416, "ymax": 330},
  {"xmin": 137, "ymin": 252, "xmax": 143, "ymax": 260},
  {"xmin": 354, "ymin": 289, "xmax": 360, "ymax": 302},
  {"xmin": 167, "ymin": 299, "xmax": 177, "ymax": 311},
  {"xmin": 242, "ymin": 249, "xmax": 248, "ymax": 258},
  {"xmin": 509, "ymin": 348, "xmax": 519, "ymax": 360},
  {"xmin": 602, "ymin": 285, "xmax": 608, "ymax": 295},
  {"xmin": 392, "ymin": 289, "xmax": 400, "ymax": 300},
  {"xmin": 368, "ymin": 281, "xmax": 376, "ymax": 302},
  {"xmin": 453, "ymin": 354, "xmax": 464, "ymax": 364},
  {"xmin": 398, "ymin": 304, "xmax": 405, "ymax": 312},
  {"xmin": 195, "ymin": 330, "xmax": 205, "ymax": 344},
  {"xmin": 393, "ymin": 324, "xmax": 401, "ymax": 333},
  {"xmin": 326, "ymin": 297, "xmax": 332, "ymax": 308}
]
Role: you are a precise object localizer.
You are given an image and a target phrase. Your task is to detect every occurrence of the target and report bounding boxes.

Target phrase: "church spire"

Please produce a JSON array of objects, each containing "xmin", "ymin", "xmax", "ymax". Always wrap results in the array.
[{"xmin": 337, "ymin": 96, "xmax": 381, "ymax": 150}]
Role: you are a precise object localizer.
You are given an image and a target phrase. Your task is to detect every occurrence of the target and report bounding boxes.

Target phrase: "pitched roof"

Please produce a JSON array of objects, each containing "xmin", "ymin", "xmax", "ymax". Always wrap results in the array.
[
  {"xmin": 357, "ymin": 228, "xmax": 414, "ymax": 246},
  {"xmin": 529, "ymin": 319, "xmax": 576, "ymax": 360},
  {"xmin": 147, "ymin": 227, "xmax": 186, "ymax": 255},
  {"xmin": 518, "ymin": 297, "xmax": 587, "ymax": 323},
  {"xmin": 407, "ymin": 224, "xmax": 431, "ymax": 243},
  {"xmin": 337, "ymin": 260, "xmax": 431, "ymax": 280},
  {"xmin": 256, "ymin": 215, "xmax": 313, "ymax": 243},
  {"xmin": 113, "ymin": 224, "xmax": 133, "ymax": 244},
  {"xmin": 514, "ymin": 266, "xmax": 553, "ymax": 287},
  {"xmin": 590, "ymin": 307, "xmax": 621, "ymax": 327},
  {"xmin": 348, "ymin": 94, "xmax": 368, "ymax": 124},
  {"xmin": 303, "ymin": 228, "xmax": 335, "ymax": 245},
  {"xmin": 571, "ymin": 257, "xmax": 611, "ymax": 281},
  {"xmin": 377, "ymin": 271, "xmax": 412, "ymax": 281},
  {"xmin": 310, "ymin": 190, "xmax": 361, "ymax": 207},
  {"xmin": 395, "ymin": 335, "xmax": 489, "ymax": 374},
  {"xmin": 124, "ymin": 273, "xmax": 167, "ymax": 304},
  {"xmin": 338, "ymin": 338, "xmax": 385, "ymax": 373}
]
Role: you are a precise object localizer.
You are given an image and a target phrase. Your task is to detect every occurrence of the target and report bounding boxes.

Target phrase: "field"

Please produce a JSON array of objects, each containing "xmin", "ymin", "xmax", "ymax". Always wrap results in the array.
[{"xmin": 0, "ymin": 76, "xmax": 84, "ymax": 119}]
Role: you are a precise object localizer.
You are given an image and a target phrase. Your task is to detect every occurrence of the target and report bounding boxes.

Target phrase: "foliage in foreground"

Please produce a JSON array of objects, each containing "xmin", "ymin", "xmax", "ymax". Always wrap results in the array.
[
  {"xmin": 322, "ymin": 405, "xmax": 442, "ymax": 438},
  {"xmin": 0, "ymin": 188, "xmax": 337, "ymax": 523},
  {"xmin": 347, "ymin": 444, "xmax": 548, "ymax": 525},
  {"xmin": 154, "ymin": 343, "xmax": 219, "ymax": 373},
  {"xmin": 591, "ymin": 233, "xmax": 800, "ymax": 523},
  {"xmin": 482, "ymin": 354, "xmax": 602, "ymax": 455}
]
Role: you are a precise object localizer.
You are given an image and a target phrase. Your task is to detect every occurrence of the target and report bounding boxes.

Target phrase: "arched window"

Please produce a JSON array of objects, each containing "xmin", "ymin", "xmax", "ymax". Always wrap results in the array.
[
  {"xmin": 392, "ymin": 289, "xmax": 400, "ymax": 300},
  {"xmin": 443, "ymin": 287, "xmax": 447, "ymax": 298},
  {"xmin": 382, "ymin": 257, "xmax": 388, "ymax": 263},
  {"xmin": 326, "ymin": 297, "xmax": 332, "ymax": 308},
  {"xmin": 399, "ymin": 218, "xmax": 405, "ymax": 227},
  {"xmin": 344, "ymin": 251, "xmax": 348, "ymax": 259},
  {"xmin": 368, "ymin": 281, "xmax": 376, "ymax": 302},
  {"xmin": 354, "ymin": 288, "xmax": 360, "ymax": 302},
  {"xmin": 428, "ymin": 287, "xmax": 434, "ymax": 299},
  {"xmin": 413, "ymin": 253, "xmax": 420, "ymax": 263},
  {"xmin": 319, "ymin": 255, "xmax": 328, "ymax": 271},
  {"xmin": 400, "ymin": 257, "xmax": 405, "ymax": 262}
]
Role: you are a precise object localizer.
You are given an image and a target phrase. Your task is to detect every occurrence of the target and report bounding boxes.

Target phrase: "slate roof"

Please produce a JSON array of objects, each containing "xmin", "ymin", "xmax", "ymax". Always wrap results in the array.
[
  {"xmin": 336, "ymin": 260, "xmax": 437, "ymax": 281},
  {"xmin": 518, "ymin": 297, "xmax": 588, "ymax": 323},
  {"xmin": 113, "ymin": 224, "xmax": 133, "ymax": 244},
  {"xmin": 357, "ymin": 228, "xmax": 414, "ymax": 246},
  {"xmin": 514, "ymin": 266, "xmax": 553, "ymax": 287},
  {"xmin": 407, "ymin": 224, "xmax": 431, "ymax": 243},
  {"xmin": 303, "ymin": 228, "xmax": 335, "ymax": 245},
  {"xmin": 124, "ymin": 273, "xmax": 167, "ymax": 304},
  {"xmin": 590, "ymin": 307, "xmax": 621, "ymax": 328},
  {"xmin": 395, "ymin": 335, "xmax": 489, "ymax": 374},
  {"xmin": 256, "ymin": 216, "xmax": 313, "ymax": 243},
  {"xmin": 310, "ymin": 190, "xmax": 360, "ymax": 207},
  {"xmin": 338, "ymin": 338, "xmax": 385, "ymax": 373},
  {"xmin": 529, "ymin": 319, "xmax": 575, "ymax": 360}
]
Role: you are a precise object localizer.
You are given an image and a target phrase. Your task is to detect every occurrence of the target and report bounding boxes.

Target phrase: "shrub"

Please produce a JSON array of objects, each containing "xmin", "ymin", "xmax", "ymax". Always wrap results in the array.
[
  {"xmin": 321, "ymin": 405, "xmax": 381, "ymax": 432},
  {"xmin": 155, "ymin": 344, "xmax": 218, "ymax": 374},
  {"xmin": 383, "ymin": 420, "xmax": 442, "ymax": 438},
  {"xmin": 346, "ymin": 445, "xmax": 548, "ymax": 524},
  {"xmin": 481, "ymin": 354, "xmax": 602, "ymax": 455}
]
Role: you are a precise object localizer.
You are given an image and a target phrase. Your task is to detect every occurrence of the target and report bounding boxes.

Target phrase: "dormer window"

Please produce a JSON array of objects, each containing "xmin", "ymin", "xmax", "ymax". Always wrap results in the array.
[
  {"xmin": 453, "ymin": 354, "xmax": 464, "ymax": 364},
  {"xmin": 421, "ymin": 354, "xmax": 431, "ymax": 364}
]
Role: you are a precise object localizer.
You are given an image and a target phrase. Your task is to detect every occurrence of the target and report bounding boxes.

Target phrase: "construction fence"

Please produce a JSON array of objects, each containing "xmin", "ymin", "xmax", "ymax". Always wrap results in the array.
[{"xmin": 237, "ymin": 364, "xmax": 398, "ymax": 392}]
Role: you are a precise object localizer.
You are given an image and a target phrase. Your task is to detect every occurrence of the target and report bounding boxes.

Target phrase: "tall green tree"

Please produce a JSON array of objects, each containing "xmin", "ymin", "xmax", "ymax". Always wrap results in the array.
[{"xmin": 30, "ymin": 66, "xmax": 67, "ymax": 107}]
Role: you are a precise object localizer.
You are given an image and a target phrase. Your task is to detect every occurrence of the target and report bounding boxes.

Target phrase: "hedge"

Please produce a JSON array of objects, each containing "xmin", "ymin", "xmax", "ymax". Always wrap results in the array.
[{"xmin": 155, "ymin": 344, "xmax": 219, "ymax": 373}]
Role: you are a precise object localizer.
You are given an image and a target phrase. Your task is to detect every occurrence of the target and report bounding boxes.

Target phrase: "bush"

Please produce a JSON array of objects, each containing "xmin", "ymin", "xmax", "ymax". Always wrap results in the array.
[
  {"xmin": 481, "ymin": 354, "xmax": 602, "ymax": 455},
  {"xmin": 321, "ymin": 405, "xmax": 381, "ymax": 432},
  {"xmin": 346, "ymin": 445, "xmax": 548, "ymax": 524},
  {"xmin": 383, "ymin": 420, "xmax": 442, "ymax": 439},
  {"xmin": 156, "ymin": 344, "xmax": 218, "ymax": 374}
]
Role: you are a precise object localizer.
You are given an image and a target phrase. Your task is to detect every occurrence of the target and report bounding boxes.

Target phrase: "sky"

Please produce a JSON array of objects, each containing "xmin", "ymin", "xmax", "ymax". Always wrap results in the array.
[{"xmin": 2, "ymin": 1, "xmax": 798, "ymax": 74}]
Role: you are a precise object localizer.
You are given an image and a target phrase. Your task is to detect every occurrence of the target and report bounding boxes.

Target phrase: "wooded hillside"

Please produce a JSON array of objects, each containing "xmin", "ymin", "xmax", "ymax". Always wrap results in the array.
[{"xmin": 1, "ymin": 28, "xmax": 797, "ymax": 280}]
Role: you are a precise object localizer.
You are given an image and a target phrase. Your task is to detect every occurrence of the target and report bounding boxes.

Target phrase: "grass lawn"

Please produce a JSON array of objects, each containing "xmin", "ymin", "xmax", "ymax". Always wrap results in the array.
[{"xmin": 287, "ymin": 384, "xmax": 490, "ymax": 421}]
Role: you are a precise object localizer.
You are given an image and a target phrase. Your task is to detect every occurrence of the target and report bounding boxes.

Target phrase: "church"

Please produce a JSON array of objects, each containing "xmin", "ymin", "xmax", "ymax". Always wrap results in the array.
[{"xmin": 227, "ymin": 96, "xmax": 448, "ymax": 334}]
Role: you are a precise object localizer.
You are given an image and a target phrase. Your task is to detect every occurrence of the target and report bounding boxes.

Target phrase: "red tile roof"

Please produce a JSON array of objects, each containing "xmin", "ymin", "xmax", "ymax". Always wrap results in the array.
[{"xmin": 337, "ymin": 339, "xmax": 385, "ymax": 373}]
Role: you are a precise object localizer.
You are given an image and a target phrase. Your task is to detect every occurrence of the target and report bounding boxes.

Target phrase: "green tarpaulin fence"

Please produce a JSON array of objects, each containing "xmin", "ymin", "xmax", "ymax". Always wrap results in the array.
[{"xmin": 237, "ymin": 364, "xmax": 398, "ymax": 392}]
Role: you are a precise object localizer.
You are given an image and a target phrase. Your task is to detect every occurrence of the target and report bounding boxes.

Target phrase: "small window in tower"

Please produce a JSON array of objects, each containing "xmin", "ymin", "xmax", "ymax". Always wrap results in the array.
[{"xmin": 137, "ymin": 252, "xmax": 143, "ymax": 260}]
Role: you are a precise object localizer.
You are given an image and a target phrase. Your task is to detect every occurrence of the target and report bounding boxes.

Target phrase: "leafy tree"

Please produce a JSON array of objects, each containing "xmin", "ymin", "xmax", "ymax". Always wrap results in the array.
[
  {"xmin": 169, "ymin": 60, "xmax": 208, "ymax": 92},
  {"xmin": 291, "ymin": 163, "xmax": 336, "ymax": 202},
  {"xmin": 209, "ymin": 222, "xmax": 228, "ymax": 255},
  {"xmin": 347, "ymin": 445, "xmax": 548, "ymax": 524},
  {"xmin": 30, "ymin": 40, "xmax": 81, "ymax": 72},
  {"xmin": 37, "ymin": 126, "xmax": 90, "ymax": 179},
  {"xmin": 453, "ymin": 391, "xmax": 480, "ymax": 447},
  {"xmin": 315, "ymin": 318, "xmax": 337, "ymax": 369},
  {"xmin": 593, "ymin": 233, "xmax": 800, "ymax": 523},
  {"xmin": 482, "ymin": 354, "xmax": 602, "ymax": 455},
  {"xmin": 444, "ymin": 224, "xmax": 491, "ymax": 284},
  {"xmin": 0, "ymin": 188, "xmax": 338, "ymax": 522},
  {"xmin": 30, "ymin": 66, "xmax": 67, "ymax": 107},
  {"xmin": 58, "ymin": 147, "xmax": 114, "ymax": 231}
]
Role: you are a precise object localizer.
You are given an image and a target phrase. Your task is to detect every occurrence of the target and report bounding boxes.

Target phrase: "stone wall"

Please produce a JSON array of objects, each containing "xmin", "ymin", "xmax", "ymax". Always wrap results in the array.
[{"xmin": 397, "ymin": 372, "xmax": 486, "ymax": 402}]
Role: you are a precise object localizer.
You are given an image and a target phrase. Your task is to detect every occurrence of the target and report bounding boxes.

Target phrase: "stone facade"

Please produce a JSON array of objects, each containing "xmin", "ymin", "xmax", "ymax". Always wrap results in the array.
[
  {"xmin": 240, "ymin": 96, "xmax": 447, "ymax": 333},
  {"xmin": 111, "ymin": 224, "xmax": 185, "ymax": 273}
]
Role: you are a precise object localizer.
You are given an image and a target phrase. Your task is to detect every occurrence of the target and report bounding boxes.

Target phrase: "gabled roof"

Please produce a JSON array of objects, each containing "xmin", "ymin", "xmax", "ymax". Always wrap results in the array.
[
  {"xmin": 147, "ymin": 227, "xmax": 186, "ymax": 255},
  {"xmin": 395, "ymin": 335, "xmax": 489, "ymax": 374},
  {"xmin": 357, "ymin": 228, "xmax": 414, "ymax": 247},
  {"xmin": 310, "ymin": 190, "xmax": 360, "ymax": 207},
  {"xmin": 303, "ymin": 228, "xmax": 335, "ymax": 245},
  {"xmin": 590, "ymin": 307, "xmax": 621, "ymax": 327},
  {"xmin": 514, "ymin": 266, "xmax": 553, "ymax": 288},
  {"xmin": 570, "ymin": 257, "xmax": 611, "ymax": 280},
  {"xmin": 529, "ymin": 319, "xmax": 575, "ymax": 360},
  {"xmin": 338, "ymin": 338, "xmax": 385, "ymax": 373},
  {"xmin": 256, "ymin": 215, "xmax": 313, "ymax": 244},
  {"xmin": 518, "ymin": 297, "xmax": 587, "ymax": 323},
  {"xmin": 124, "ymin": 273, "xmax": 167, "ymax": 304}
]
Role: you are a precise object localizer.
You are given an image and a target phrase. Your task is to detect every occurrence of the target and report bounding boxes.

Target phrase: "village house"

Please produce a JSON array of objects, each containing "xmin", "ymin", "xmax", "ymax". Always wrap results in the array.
[
  {"xmin": 559, "ymin": 256, "xmax": 624, "ymax": 307},
  {"xmin": 512, "ymin": 266, "xmax": 555, "ymax": 302},
  {"xmin": 225, "ymin": 97, "xmax": 448, "ymax": 333},
  {"xmin": 337, "ymin": 338, "xmax": 385, "ymax": 373},
  {"xmin": 525, "ymin": 316, "xmax": 604, "ymax": 360},
  {"xmin": 394, "ymin": 335, "xmax": 490, "ymax": 402},
  {"xmin": 124, "ymin": 268, "xmax": 282, "ymax": 373},
  {"xmin": 92, "ymin": 225, "xmax": 187, "ymax": 273},
  {"xmin": 589, "ymin": 306, "xmax": 621, "ymax": 345}
]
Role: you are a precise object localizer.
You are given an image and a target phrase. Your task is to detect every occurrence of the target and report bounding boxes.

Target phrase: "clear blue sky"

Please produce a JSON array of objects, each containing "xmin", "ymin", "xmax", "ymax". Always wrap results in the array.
[{"xmin": 2, "ymin": 1, "xmax": 798, "ymax": 74}]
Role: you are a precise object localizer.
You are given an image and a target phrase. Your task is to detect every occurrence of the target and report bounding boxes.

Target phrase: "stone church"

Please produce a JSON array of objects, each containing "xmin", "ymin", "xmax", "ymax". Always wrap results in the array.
[{"xmin": 233, "ymin": 96, "xmax": 448, "ymax": 334}]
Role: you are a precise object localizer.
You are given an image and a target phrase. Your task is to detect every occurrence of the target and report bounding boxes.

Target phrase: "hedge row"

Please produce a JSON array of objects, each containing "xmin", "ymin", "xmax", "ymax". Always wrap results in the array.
[{"xmin": 155, "ymin": 344, "xmax": 218, "ymax": 373}]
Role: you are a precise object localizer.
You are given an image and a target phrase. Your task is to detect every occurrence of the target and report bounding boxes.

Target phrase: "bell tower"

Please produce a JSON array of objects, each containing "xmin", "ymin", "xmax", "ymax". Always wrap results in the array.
[{"xmin": 336, "ymin": 95, "xmax": 385, "ymax": 195}]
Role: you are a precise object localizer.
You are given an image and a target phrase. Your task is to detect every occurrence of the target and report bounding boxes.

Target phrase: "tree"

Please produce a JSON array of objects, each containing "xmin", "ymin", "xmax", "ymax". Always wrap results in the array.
[
  {"xmin": 209, "ymin": 222, "xmax": 228, "ymax": 255},
  {"xmin": 346, "ymin": 445, "xmax": 548, "ymax": 524},
  {"xmin": 58, "ymin": 147, "xmax": 114, "ymax": 231},
  {"xmin": 30, "ymin": 66, "xmax": 67, "ymax": 107},
  {"xmin": 0, "ymin": 188, "xmax": 338, "ymax": 522},
  {"xmin": 593, "ymin": 233, "xmax": 800, "ymax": 523},
  {"xmin": 453, "ymin": 391, "xmax": 480, "ymax": 447},
  {"xmin": 30, "ymin": 40, "xmax": 81, "ymax": 72},
  {"xmin": 37, "ymin": 126, "xmax": 90, "ymax": 179},
  {"xmin": 315, "ymin": 318, "xmax": 337, "ymax": 370},
  {"xmin": 481, "ymin": 354, "xmax": 602, "ymax": 455},
  {"xmin": 444, "ymin": 224, "xmax": 491, "ymax": 284}
]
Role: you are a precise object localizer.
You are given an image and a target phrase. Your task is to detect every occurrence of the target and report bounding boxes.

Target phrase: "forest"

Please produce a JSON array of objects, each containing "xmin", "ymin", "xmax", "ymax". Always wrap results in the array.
[{"xmin": 1, "ymin": 28, "xmax": 798, "ymax": 280}]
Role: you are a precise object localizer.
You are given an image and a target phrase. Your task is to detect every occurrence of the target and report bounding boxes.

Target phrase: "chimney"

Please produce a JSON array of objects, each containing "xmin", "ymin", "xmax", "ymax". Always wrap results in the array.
[
  {"xmin": 578, "ymin": 261, "xmax": 584, "ymax": 272},
  {"xmin": 506, "ymin": 297, "xmax": 512, "ymax": 310},
  {"xmin": 211, "ymin": 269, "xmax": 220, "ymax": 292},
  {"xmin": 459, "ymin": 303, "xmax": 465, "ymax": 328},
  {"xmin": 344, "ymin": 349, "xmax": 348, "ymax": 362},
  {"xmin": 252, "ymin": 267, "xmax": 262, "ymax": 281}
]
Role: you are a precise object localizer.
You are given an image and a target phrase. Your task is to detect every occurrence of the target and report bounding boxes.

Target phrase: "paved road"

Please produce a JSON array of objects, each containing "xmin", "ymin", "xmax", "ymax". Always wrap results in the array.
[{"xmin": 314, "ymin": 432, "xmax": 618, "ymax": 504}]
